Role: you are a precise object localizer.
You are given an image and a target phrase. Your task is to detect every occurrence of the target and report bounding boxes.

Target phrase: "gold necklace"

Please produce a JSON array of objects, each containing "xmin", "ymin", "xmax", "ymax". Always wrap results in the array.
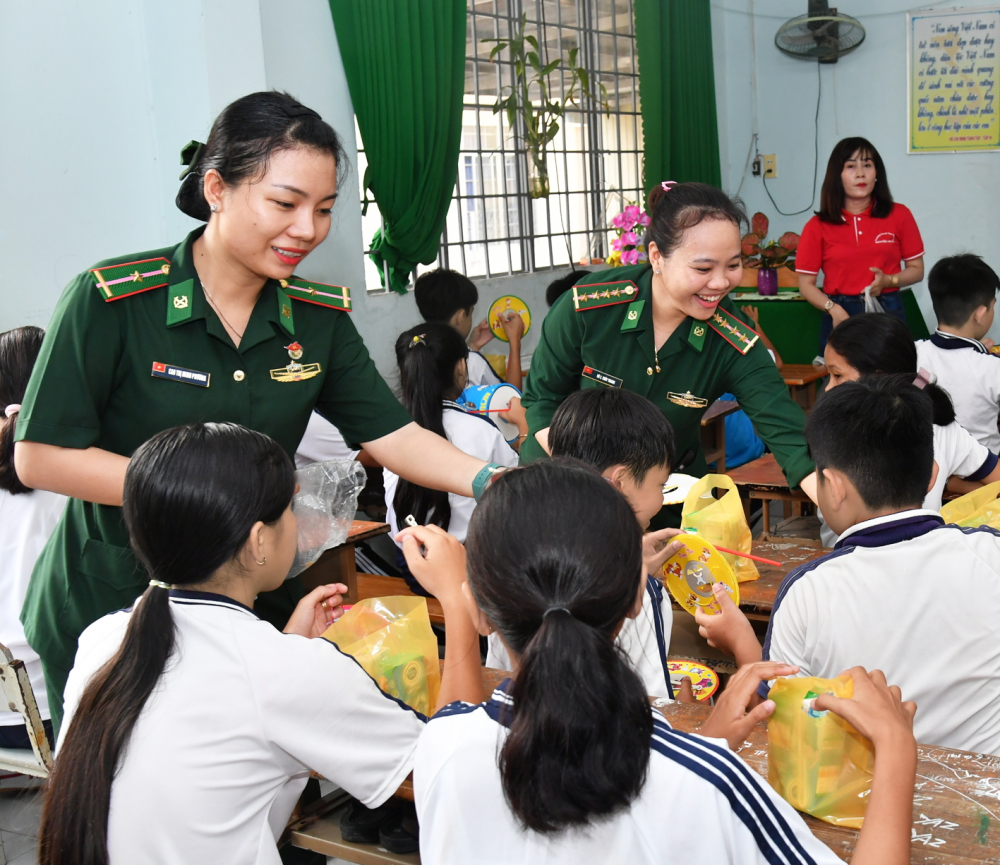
[{"xmin": 201, "ymin": 280, "xmax": 246, "ymax": 340}]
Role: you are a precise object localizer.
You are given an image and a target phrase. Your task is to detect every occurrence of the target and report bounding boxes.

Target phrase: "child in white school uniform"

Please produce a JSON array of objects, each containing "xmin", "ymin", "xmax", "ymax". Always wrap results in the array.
[
  {"xmin": 916, "ymin": 254, "xmax": 1000, "ymax": 452},
  {"xmin": 415, "ymin": 460, "xmax": 918, "ymax": 865},
  {"xmin": 0, "ymin": 327, "xmax": 66, "ymax": 749},
  {"xmin": 41, "ymin": 422, "xmax": 482, "ymax": 865},
  {"xmin": 698, "ymin": 375, "xmax": 1000, "ymax": 756},
  {"xmin": 486, "ymin": 387, "xmax": 681, "ymax": 699},
  {"xmin": 384, "ymin": 323, "xmax": 518, "ymax": 594}
]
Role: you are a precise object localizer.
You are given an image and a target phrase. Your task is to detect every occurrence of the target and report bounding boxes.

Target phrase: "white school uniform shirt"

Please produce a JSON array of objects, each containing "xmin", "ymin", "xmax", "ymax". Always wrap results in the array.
[
  {"xmin": 414, "ymin": 682, "xmax": 840, "ymax": 865},
  {"xmin": 917, "ymin": 331, "xmax": 1000, "ymax": 452},
  {"xmin": 763, "ymin": 510, "xmax": 1000, "ymax": 755},
  {"xmin": 59, "ymin": 591, "xmax": 425, "ymax": 865},
  {"xmin": 818, "ymin": 419, "xmax": 996, "ymax": 547},
  {"xmin": 294, "ymin": 411, "xmax": 360, "ymax": 469},
  {"xmin": 384, "ymin": 401, "xmax": 518, "ymax": 544},
  {"xmin": 486, "ymin": 576, "xmax": 675, "ymax": 700},
  {"xmin": 0, "ymin": 487, "xmax": 66, "ymax": 726},
  {"xmin": 466, "ymin": 351, "xmax": 502, "ymax": 386}
]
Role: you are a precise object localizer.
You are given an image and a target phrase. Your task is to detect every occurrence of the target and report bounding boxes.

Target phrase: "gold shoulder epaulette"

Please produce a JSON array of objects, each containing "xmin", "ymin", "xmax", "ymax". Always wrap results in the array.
[
  {"xmin": 281, "ymin": 277, "xmax": 352, "ymax": 312},
  {"xmin": 707, "ymin": 309, "xmax": 760, "ymax": 355},
  {"xmin": 91, "ymin": 257, "xmax": 171, "ymax": 302},
  {"xmin": 572, "ymin": 280, "xmax": 639, "ymax": 312}
]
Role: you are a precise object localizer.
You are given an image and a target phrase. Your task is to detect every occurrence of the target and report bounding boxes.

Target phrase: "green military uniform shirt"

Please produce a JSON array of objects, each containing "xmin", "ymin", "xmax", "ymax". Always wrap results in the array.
[
  {"xmin": 16, "ymin": 227, "xmax": 410, "ymax": 725},
  {"xmin": 521, "ymin": 265, "xmax": 813, "ymax": 523}
]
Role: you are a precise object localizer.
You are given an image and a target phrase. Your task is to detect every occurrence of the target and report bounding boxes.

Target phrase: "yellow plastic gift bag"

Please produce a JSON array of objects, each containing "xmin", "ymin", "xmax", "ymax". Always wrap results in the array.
[
  {"xmin": 322, "ymin": 597, "xmax": 440, "ymax": 716},
  {"xmin": 940, "ymin": 480, "xmax": 1000, "ymax": 529},
  {"xmin": 767, "ymin": 676, "xmax": 875, "ymax": 828},
  {"xmin": 681, "ymin": 474, "xmax": 759, "ymax": 583}
]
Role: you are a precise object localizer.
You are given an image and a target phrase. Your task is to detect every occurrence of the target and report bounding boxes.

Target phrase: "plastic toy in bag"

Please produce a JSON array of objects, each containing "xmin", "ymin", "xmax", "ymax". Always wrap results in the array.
[
  {"xmin": 322, "ymin": 596, "xmax": 441, "ymax": 716},
  {"xmin": 681, "ymin": 474, "xmax": 759, "ymax": 583},
  {"xmin": 940, "ymin": 480, "xmax": 1000, "ymax": 529},
  {"xmin": 767, "ymin": 675, "xmax": 875, "ymax": 828},
  {"xmin": 286, "ymin": 458, "xmax": 366, "ymax": 580}
]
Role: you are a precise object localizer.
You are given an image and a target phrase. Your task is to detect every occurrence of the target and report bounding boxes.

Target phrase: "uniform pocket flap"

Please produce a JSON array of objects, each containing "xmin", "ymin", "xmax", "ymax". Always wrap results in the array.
[{"xmin": 79, "ymin": 538, "xmax": 142, "ymax": 592}]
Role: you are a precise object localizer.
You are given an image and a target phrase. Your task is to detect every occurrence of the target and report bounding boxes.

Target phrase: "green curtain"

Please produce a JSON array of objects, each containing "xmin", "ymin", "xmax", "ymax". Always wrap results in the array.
[
  {"xmin": 634, "ymin": 0, "xmax": 722, "ymax": 196},
  {"xmin": 328, "ymin": 0, "xmax": 466, "ymax": 294}
]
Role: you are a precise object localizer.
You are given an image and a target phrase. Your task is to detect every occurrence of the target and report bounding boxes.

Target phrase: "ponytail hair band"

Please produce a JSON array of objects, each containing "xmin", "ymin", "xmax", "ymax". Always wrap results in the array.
[
  {"xmin": 543, "ymin": 606, "xmax": 571, "ymax": 619},
  {"xmin": 149, "ymin": 579, "xmax": 172, "ymax": 590},
  {"xmin": 4, "ymin": 404, "xmax": 20, "ymax": 419},
  {"xmin": 178, "ymin": 140, "xmax": 206, "ymax": 181},
  {"xmin": 409, "ymin": 334, "xmax": 427, "ymax": 348},
  {"xmin": 914, "ymin": 368, "xmax": 932, "ymax": 390},
  {"xmin": 660, "ymin": 180, "xmax": 678, "ymax": 193}
]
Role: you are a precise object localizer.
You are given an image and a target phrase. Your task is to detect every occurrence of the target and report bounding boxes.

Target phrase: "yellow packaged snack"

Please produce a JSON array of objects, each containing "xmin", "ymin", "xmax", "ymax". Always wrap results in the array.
[
  {"xmin": 940, "ymin": 480, "xmax": 1000, "ymax": 529},
  {"xmin": 681, "ymin": 474, "xmax": 759, "ymax": 583},
  {"xmin": 322, "ymin": 596, "xmax": 441, "ymax": 716},
  {"xmin": 767, "ymin": 675, "xmax": 875, "ymax": 828}
]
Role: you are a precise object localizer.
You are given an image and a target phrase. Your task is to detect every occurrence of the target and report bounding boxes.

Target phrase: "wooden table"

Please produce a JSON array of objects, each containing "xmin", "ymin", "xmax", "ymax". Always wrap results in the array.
[
  {"xmin": 782, "ymin": 363, "xmax": 828, "ymax": 412},
  {"xmin": 300, "ymin": 520, "xmax": 392, "ymax": 604},
  {"xmin": 739, "ymin": 538, "xmax": 828, "ymax": 621},
  {"xmin": 727, "ymin": 453, "xmax": 812, "ymax": 532},
  {"xmin": 292, "ymin": 672, "xmax": 1000, "ymax": 863},
  {"xmin": 700, "ymin": 399, "xmax": 740, "ymax": 472},
  {"xmin": 355, "ymin": 574, "xmax": 444, "ymax": 624}
]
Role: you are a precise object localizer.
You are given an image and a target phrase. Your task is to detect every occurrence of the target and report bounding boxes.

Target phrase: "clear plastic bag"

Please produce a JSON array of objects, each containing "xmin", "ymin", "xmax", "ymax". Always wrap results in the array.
[
  {"xmin": 681, "ymin": 474, "xmax": 759, "ymax": 583},
  {"xmin": 322, "ymin": 596, "xmax": 441, "ymax": 716},
  {"xmin": 285, "ymin": 458, "xmax": 366, "ymax": 580},
  {"xmin": 863, "ymin": 286, "xmax": 884, "ymax": 314},
  {"xmin": 768, "ymin": 675, "xmax": 875, "ymax": 828},
  {"xmin": 940, "ymin": 480, "xmax": 1000, "ymax": 529}
]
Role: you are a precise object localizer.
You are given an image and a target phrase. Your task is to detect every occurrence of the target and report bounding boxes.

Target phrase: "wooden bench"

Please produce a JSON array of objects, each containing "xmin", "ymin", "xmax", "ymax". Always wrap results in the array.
[
  {"xmin": 700, "ymin": 399, "xmax": 740, "ymax": 473},
  {"xmin": 300, "ymin": 520, "xmax": 392, "ymax": 604},
  {"xmin": 782, "ymin": 363, "xmax": 827, "ymax": 412},
  {"xmin": 727, "ymin": 452, "xmax": 812, "ymax": 532}
]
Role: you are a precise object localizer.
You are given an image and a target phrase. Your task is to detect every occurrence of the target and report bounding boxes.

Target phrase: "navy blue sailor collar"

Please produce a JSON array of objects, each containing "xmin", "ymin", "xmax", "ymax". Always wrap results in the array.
[
  {"xmin": 834, "ymin": 509, "xmax": 945, "ymax": 551},
  {"xmin": 484, "ymin": 678, "xmax": 515, "ymax": 726},
  {"xmin": 168, "ymin": 588, "xmax": 258, "ymax": 617},
  {"xmin": 930, "ymin": 330, "xmax": 990, "ymax": 354}
]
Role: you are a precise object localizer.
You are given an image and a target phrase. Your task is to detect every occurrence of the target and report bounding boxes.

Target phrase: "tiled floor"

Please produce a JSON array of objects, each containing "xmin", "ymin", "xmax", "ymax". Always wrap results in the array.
[{"xmin": 0, "ymin": 774, "xmax": 43, "ymax": 865}]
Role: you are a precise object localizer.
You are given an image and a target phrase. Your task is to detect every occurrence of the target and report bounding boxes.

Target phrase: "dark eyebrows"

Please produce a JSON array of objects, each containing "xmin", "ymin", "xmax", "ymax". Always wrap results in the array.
[
  {"xmin": 271, "ymin": 183, "xmax": 338, "ymax": 202},
  {"xmin": 691, "ymin": 254, "xmax": 741, "ymax": 264}
]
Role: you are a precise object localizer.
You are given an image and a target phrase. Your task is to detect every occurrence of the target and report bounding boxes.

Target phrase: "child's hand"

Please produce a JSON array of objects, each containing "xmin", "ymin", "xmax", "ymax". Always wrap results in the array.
[
  {"xmin": 813, "ymin": 667, "xmax": 917, "ymax": 752},
  {"xmin": 283, "ymin": 583, "xmax": 349, "ymax": 639},
  {"xmin": 984, "ymin": 337, "xmax": 996, "ymax": 350},
  {"xmin": 500, "ymin": 310, "xmax": 525, "ymax": 346},
  {"xmin": 397, "ymin": 523, "xmax": 468, "ymax": 602},
  {"xmin": 506, "ymin": 396, "xmax": 528, "ymax": 436},
  {"xmin": 744, "ymin": 305, "xmax": 760, "ymax": 324},
  {"xmin": 642, "ymin": 528, "xmax": 684, "ymax": 575},
  {"xmin": 699, "ymin": 661, "xmax": 800, "ymax": 750},
  {"xmin": 468, "ymin": 318, "xmax": 493, "ymax": 351},
  {"xmin": 694, "ymin": 583, "xmax": 761, "ymax": 666},
  {"xmin": 675, "ymin": 676, "xmax": 697, "ymax": 704}
]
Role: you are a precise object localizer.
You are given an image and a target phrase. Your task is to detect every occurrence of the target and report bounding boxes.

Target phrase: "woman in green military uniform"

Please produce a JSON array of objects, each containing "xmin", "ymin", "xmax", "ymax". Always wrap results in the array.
[
  {"xmin": 14, "ymin": 92, "xmax": 497, "ymax": 729},
  {"xmin": 522, "ymin": 182, "xmax": 817, "ymax": 525}
]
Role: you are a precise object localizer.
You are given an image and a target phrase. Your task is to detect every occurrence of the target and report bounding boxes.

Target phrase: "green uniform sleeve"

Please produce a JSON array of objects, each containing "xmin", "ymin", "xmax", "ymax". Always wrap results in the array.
[
  {"xmin": 16, "ymin": 272, "xmax": 124, "ymax": 449},
  {"xmin": 725, "ymin": 338, "xmax": 814, "ymax": 488},
  {"xmin": 313, "ymin": 312, "xmax": 411, "ymax": 449},
  {"xmin": 520, "ymin": 291, "xmax": 585, "ymax": 462}
]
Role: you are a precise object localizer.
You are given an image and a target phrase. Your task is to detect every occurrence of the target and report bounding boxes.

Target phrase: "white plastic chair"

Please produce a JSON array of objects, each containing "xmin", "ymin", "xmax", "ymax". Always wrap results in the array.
[{"xmin": 0, "ymin": 641, "xmax": 52, "ymax": 779}]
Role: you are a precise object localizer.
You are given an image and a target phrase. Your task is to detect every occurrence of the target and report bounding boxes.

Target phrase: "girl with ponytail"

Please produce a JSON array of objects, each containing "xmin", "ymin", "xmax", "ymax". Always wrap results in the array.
[
  {"xmin": 824, "ymin": 313, "xmax": 1000, "ymax": 513},
  {"xmin": 385, "ymin": 323, "xmax": 518, "ymax": 594},
  {"xmin": 413, "ymin": 460, "xmax": 916, "ymax": 865},
  {"xmin": 40, "ymin": 422, "xmax": 482, "ymax": 865}
]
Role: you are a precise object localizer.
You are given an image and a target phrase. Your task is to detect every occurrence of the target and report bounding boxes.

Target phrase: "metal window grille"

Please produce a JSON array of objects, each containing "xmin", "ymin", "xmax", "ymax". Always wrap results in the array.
[{"xmin": 360, "ymin": 0, "xmax": 643, "ymax": 293}]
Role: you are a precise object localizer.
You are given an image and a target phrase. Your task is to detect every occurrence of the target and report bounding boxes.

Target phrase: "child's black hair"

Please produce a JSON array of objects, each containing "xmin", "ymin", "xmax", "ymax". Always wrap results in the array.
[
  {"xmin": 644, "ymin": 182, "xmax": 747, "ymax": 259},
  {"xmin": 40, "ymin": 423, "xmax": 295, "ymax": 865},
  {"xmin": 928, "ymin": 254, "xmax": 1000, "ymax": 329},
  {"xmin": 392, "ymin": 322, "xmax": 470, "ymax": 529},
  {"xmin": 807, "ymin": 375, "xmax": 933, "ymax": 510},
  {"xmin": 545, "ymin": 270, "xmax": 590, "ymax": 307},
  {"xmin": 827, "ymin": 314, "xmax": 955, "ymax": 426},
  {"xmin": 0, "ymin": 326, "xmax": 45, "ymax": 495},
  {"xmin": 548, "ymin": 388, "xmax": 675, "ymax": 481},
  {"xmin": 466, "ymin": 459, "xmax": 652, "ymax": 834},
  {"xmin": 413, "ymin": 269, "xmax": 479, "ymax": 323}
]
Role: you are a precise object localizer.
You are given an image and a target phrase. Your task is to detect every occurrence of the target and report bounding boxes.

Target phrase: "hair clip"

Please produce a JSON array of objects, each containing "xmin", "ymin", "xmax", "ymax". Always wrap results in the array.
[
  {"xmin": 410, "ymin": 334, "xmax": 427, "ymax": 348},
  {"xmin": 661, "ymin": 180, "xmax": 678, "ymax": 192},
  {"xmin": 178, "ymin": 140, "xmax": 206, "ymax": 181},
  {"xmin": 914, "ymin": 368, "xmax": 932, "ymax": 390}
]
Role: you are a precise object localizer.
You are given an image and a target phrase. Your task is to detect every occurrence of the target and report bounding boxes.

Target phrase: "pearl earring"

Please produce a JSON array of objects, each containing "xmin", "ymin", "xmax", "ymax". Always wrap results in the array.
[{"xmin": 255, "ymin": 556, "xmax": 266, "ymax": 566}]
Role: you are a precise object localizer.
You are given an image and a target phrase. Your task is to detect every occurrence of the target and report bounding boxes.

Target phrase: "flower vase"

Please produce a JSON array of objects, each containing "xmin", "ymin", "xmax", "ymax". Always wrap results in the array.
[
  {"xmin": 527, "ymin": 152, "xmax": 550, "ymax": 199},
  {"xmin": 757, "ymin": 267, "xmax": 778, "ymax": 296}
]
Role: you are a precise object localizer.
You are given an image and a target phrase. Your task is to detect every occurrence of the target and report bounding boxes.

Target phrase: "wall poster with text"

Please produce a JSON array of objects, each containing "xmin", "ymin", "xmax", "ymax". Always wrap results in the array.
[{"xmin": 909, "ymin": 6, "xmax": 1000, "ymax": 152}]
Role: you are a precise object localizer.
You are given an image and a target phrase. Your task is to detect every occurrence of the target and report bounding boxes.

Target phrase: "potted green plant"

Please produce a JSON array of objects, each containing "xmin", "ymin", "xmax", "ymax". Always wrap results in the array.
[
  {"xmin": 740, "ymin": 212, "xmax": 799, "ymax": 296},
  {"xmin": 483, "ymin": 15, "xmax": 608, "ymax": 199}
]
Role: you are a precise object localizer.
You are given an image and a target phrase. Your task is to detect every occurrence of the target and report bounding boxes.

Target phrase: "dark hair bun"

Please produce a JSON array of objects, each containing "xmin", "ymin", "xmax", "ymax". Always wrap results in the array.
[{"xmin": 644, "ymin": 182, "xmax": 747, "ymax": 259}]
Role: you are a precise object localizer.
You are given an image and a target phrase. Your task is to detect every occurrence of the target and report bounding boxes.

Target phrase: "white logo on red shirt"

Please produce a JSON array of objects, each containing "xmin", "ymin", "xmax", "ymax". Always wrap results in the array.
[{"xmin": 875, "ymin": 232, "xmax": 897, "ymax": 244}]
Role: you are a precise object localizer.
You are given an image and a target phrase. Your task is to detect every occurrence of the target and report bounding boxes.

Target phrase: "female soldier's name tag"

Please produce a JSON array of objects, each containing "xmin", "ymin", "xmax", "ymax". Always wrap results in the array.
[
  {"xmin": 151, "ymin": 362, "xmax": 210, "ymax": 387},
  {"xmin": 270, "ymin": 362, "xmax": 322, "ymax": 382},
  {"xmin": 581, "ymin": 366, "xmax": 622, "ymax": 388}
]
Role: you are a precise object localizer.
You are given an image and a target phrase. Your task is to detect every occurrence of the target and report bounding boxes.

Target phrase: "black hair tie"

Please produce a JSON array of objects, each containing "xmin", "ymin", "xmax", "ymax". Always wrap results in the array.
[
  {"xmin": 282, "ymin": 102, "xmax": 321, "ymax": 120},
  {"xmin": 179, "ymin": 140, "xmax": 206, "ymax": 180}
]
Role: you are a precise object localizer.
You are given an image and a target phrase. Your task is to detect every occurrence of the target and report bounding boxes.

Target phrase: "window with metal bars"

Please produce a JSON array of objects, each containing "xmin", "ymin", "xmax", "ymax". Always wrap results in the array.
[{"xmin": 359, "ymin": 0, "xmax": 643, "ymax": 293}]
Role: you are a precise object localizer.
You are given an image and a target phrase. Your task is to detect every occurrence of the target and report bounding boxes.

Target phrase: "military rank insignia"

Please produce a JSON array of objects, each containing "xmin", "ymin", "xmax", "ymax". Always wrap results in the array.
[
  {"xmin": 572, "ymin": 281, "xmax": 638, "ymax": 312},
  {"xmin": 280, "ymin": 277, "xmax": 352, "ymax": 312},
  {"xmin": 707, "ymin": 309, "xmax": 760, "ymax": 355},
  {"xmin": 92, "ymin": 258, "xmax": 171, "ymax": 301}
]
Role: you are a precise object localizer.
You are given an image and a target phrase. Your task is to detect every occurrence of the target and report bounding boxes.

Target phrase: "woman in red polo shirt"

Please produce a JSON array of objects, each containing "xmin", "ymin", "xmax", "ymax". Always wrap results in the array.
[{"xmin": 796, "ymin": 137, "xmax": 925, "ymax": 351}]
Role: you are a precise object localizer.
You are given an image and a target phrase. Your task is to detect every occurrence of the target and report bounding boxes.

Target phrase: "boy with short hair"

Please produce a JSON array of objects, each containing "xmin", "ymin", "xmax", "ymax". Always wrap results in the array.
[
  {"xmin": 486, "ymin": 387, "xmax": 684, "ymax": 699},
  {"xmin": 917, "ymin": 253, "xmax": 1000, "ymax": 451},
  {"xmin": 698, "ymin": 375, "xmax": 1000, "ymax": 754},
  {"xmin": 414, "ymin": 268, "xmax": 523, "ymax": 387}
]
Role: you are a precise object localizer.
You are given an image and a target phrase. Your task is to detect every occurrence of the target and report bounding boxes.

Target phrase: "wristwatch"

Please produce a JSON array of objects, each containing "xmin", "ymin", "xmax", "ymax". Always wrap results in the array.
[
  {"xmin": 891, "ymin": 275, "xmax": 899, "ymax": 287},
  {"xmin": 823, "ymin": 299, "xmax": 834, "ymax": 313}
]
